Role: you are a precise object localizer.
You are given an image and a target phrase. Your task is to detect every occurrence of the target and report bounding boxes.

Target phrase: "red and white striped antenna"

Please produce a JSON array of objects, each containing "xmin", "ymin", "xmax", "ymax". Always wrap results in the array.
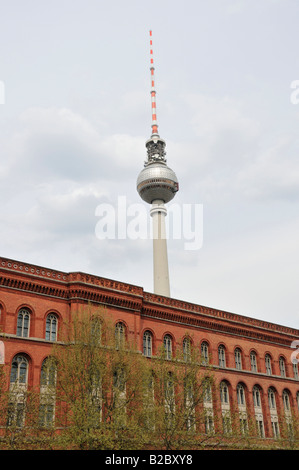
[{"xmin": 149, "ymin": 30, "xmax": 159, "ymax": 137}]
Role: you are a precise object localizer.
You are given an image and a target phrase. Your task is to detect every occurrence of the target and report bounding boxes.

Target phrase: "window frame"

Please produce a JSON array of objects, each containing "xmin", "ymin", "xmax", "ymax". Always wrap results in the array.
[
  {"xmin": 163, "ymin": 334, "xmax": 173, "ymax": 360},
  {"xmin": 16, "ymin": 309, "xmax": 30, "ymax": 338},
  {"xmin": 143, "ymin": 331, "xmax": 153, "ymax": 358}
]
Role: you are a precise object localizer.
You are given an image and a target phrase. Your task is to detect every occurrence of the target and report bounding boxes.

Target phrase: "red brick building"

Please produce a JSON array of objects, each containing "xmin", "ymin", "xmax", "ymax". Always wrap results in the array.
[{"xmin": 0, "ymin": 255, "xmax": 298, "ymax": 441}]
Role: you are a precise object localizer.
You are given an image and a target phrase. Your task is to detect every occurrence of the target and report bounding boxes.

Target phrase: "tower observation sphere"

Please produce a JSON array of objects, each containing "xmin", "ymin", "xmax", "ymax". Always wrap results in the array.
[{"xmin": 136, "ymin": 138, "xmax": 179, "ymax": 205}]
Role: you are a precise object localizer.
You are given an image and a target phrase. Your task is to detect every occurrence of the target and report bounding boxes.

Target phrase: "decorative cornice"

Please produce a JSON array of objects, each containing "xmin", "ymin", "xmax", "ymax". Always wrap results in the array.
[
  {"xmin": 143, "ymin": 292, "xmax": 299, "ymax": 338},
  {"xmin": 0, "ymin": 257, "xmax": 143, "ymax": 296},
  {"xmin": 141, "ymin": 307, "xmax": 295, "ymax": 347}
]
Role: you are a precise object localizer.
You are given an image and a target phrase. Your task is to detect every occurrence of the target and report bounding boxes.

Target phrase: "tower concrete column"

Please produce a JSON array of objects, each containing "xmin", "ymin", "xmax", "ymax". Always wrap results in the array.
[{"xmin": 150, "ymin": 199, "xmax": 170, "ymax": 297}]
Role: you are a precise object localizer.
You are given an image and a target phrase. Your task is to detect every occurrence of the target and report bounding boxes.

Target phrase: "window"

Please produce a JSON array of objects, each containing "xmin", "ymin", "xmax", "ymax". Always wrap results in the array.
[
  {"xmin": 113, "ymin": 368, "xmax": 126, "ymax": 393},
  {"xmin": 237, "ymin": 384, "xmax": 246, "ymax": 406},
  {"xmin": 143, "ymin": 331, "xmax": 152, "ymax": 357},
  {"xmin": 40, "ymin": 358, "xmax": 56, "ymax": 387},
  {"xmin": 253, "ymin": 386, "xmax": 261, "ymax": 408},
  {"xmin": 250, "ymin": 351, "xmax": 257, "ymax": 372},
  {"xmin": 201, "ymin": 342, "xmax": 209, "ymax": 365},
  {"xmin": 282, "ymin": 390, "xmax": 291, "ymax": 412},
  {"xmin": 7, "ymin": 401, "xmax": 26, "ymax": 428},
  {"xmin": 205, "ymin": 414, "xmax": 214, "ymax": 434},
  {"xmin": 0, "ymin": 340, "xmax": 4, "ymax": 365},
  {"xmin": 39, "ymin": 358, "xmax": 56, "ymax": 427},
  {"xmin": 16, "ymin": 309, "xmax": 30, "ymax": 337},
  {"xmin": 252, "ymin": 386, "xmax": 265, "ymax": 438},
  {"xmin": 296, "ymin": 391, "xmax": 299, "ymax": 412},
  {"xmin": 115, "ymin": 322, "xmax": 125, "ymax": 349},
  {"xmin": 234, "ymin": 348, "xmax": 242, "ymax": 370},
  {"xmin": 203, "ymin": 379, "xmax": 212, "ymax": 403},
  {"xmin": 272, "ymin": 421, "xmax": 280, "ymax": 438},
  {"xmin": 163, "ymin": 335, "xmax": 172, "ymax": 360},
  {"xmin": 39, "ymin": 404, "xmax": 55, "ymax": 428},
  {"xmin": 113, "ymin": 368, "xmax": 126, "ymax": 427},
  {"xmin": 220, "ymin": 381, "xmax": 229, "ymax": 405},
  {"xmin": 184, "ymin": 379, "xmax": 195, "ymax": 431},
  {"xmin": 279, "ymin": 357, "xmax": 286, "ymax": 378},
  {"xmin": 90, "ymin": 316, "xmax": 102, "ymax": 345},
  {"xmin": 10, "ymin": 355, "xmax": 28, "ymax": 385},
  {"xmin": 45, "ymin": 314, "xmax": 58, "ymax": 341},
  {"xmin": 164, "ymin": 372, "xmax": 175, "ymax": 427},
  {"xmin": 265, "ymin": 354, "xmax": 272, "ymax": 375},
  {"xmin": 293, "ymin": 362, "xmax": 299, "ymax": 380},
  {"xmin": 218, "ymin": 345, "xmax": 226, "ymax": 368},
  {"xmin": 8, "ymin": 355, "xmax": 29, "ymax": 428},
  {"xmin": 256, "ymin": 418, "xmax": 265, "ymax": 438},
  {"xmin": 240, "ymin": 417, "xmax": 248, "ymax": 435},
  {"xmin": 183, "ymin": 337, "xmax": 191, "ymax": 362},
  {"xmin": 268, "ymin": 387, "xmax": 276, "ymax": 410}
]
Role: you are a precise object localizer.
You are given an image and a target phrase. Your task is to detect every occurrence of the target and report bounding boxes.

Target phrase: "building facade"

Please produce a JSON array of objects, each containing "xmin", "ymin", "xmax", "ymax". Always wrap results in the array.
[{"xmin": 0, "ymin": 255, "xmax": 298, "ymax": 443}]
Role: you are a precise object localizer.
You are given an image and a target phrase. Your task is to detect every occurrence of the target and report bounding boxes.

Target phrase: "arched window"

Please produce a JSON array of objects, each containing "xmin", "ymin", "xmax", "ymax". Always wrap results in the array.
[
  {"xmin": 282, "ymin": 390, "xmax": 293, "ymax": 437},
  {"xmin": 279, "ymin": 356, "xmax": 286, "ymax": 378},
  {"xmin": 220, "ymin": 381, "xmax": 231, "ymax": 434},
  {"xmin": 220, "ymin": 381, "xmax": 229, "ymax": 405},
  {"xmin": 40, "ymin": 358, "xmax": 56, "ymax": 387},
  {"xmin": 115, "ymin": 322, "xmax": 125, "ymax": 349},
  {"xmin": 45, "ymin": 314, "xmax": 58, "ymax": 341},
  {"xmin": 39, "ymin": 358, "xmax": 56, "ymax": 428},
  {"xmin": 268, "ymin": 387, "xmax": 279, "ymax": 438},
  {"xmin": 268, "ymin": 387, "xmax": 276, "ymax": 410},
  {"xmin": 253, "ymin": 385, "xmax": 264, "ymax": 437},
  {"xmin": 10, "ymin": 355, "xmax": 28, "ymax": 385},
  {"xmin": 163, "ymin": 335, "xmax": 172, "ymax": 360},
  {"xmin": 237, "ymin": 384, "xmax": 248, "ymax": 435},
  {"xmin": 143, "ymin": 331, "xmax": 153, "ymax": 357},
  {"xmin": 253, "ymin": 386, "xmax": 262, "ymax": 408},
  {"xmin": 265, "ymin": 354, "xmax": 272, "ymax": 375},
  {"xmin": 16, "ymin": 309, "xmax": 30, "ymax": 338},
  {"xmin": 183, "ymin": 337, "xmax": 191, "ymax": 362},
  {"xmin": 282, "ymin": 390, "xmax": 291, "ymax": 412},
  {"xmin": 250, "ymin": 351, "xmax": 257, "ymax": 372},
  {"xmin": 201, "ymin": 342, "xmax": 209, "ymax": 365},
  {"xmin": 237, "ymin": 383, "xmax": 246, "ymax": 406},
  {"xmin": 218, "ymin": 345, "xmax": 226, "ymax": 368},
  {"xmin": 203, "ymin": 378, "xmax": 212, "ymax": 403},
  {"xmin": 234, "ymin": 348, "xmax": 242, "ymax": 370}
]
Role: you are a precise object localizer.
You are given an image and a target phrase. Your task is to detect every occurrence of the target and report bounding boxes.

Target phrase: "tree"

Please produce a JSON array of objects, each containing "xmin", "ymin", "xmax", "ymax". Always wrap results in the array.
[
  {"xmin": 139, "ymin": 333, "xmax": 219, "ymax": 450},
  {"xmin": 51, "ymin": 306, "xmax": 149, "ymax": 449}
]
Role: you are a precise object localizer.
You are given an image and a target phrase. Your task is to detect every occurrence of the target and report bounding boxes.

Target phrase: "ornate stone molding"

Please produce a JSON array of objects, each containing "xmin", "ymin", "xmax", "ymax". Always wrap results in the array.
[{"xmin": 143, "ymin": 292, "xmax": 299, "ymax": 338}]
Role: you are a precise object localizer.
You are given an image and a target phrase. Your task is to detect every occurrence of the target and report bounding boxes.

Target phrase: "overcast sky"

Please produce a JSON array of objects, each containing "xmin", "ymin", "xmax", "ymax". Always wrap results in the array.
[{"xmin": 0, "ymin": 0, "xmax": 298, "ymax": 330}]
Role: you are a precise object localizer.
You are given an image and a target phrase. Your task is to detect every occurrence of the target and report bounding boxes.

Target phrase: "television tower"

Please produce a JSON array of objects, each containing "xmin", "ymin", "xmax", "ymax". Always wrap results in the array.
[{"xmin": 137, "ymin": 31, "xmax": 179, "ymax": 297}]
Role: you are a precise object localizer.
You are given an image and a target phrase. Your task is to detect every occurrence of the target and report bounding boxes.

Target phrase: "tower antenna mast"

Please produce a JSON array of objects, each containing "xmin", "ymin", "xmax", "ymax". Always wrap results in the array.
[{"xmin": 149, "ymin": 30, "xmax": 159, "ymax": 137}]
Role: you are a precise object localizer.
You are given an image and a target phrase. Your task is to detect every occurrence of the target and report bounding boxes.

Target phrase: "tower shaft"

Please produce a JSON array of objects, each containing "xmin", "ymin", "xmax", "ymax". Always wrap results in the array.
[{"xmin": 150, "ymin": 200, "xmax": 170, "ymax": 297}]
